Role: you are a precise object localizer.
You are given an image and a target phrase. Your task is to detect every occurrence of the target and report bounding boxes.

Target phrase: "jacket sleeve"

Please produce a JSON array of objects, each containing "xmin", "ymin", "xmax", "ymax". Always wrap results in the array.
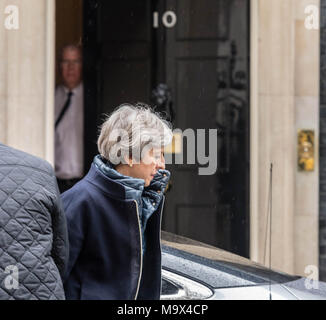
[
  {"xmin": 60, "ymin": 187, "xmax": 89, "ymax": 282},
  {"xmin": 50, "ymin": 177, "xmax": 69, "ymax": 279}
]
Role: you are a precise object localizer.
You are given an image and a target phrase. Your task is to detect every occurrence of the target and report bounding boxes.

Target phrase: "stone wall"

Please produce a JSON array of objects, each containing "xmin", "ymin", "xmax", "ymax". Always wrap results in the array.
[
  {"xmin": 251, "ymin": 0, "xmax": 320, "ymax": 278},
  {"xmin": 0, "ymin": 0, "xmax": 55, "ymax": 163}
]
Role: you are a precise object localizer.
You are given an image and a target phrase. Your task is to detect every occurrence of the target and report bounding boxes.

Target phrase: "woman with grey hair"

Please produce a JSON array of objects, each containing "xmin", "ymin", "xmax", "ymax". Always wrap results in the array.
[{"xmin": 61, "ymin": 103, "xmax": 173, "ymax": 300}]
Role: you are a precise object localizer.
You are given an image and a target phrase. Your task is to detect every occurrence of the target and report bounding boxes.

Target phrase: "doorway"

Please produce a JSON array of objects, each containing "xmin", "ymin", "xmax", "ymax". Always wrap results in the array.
[{"xmin": 83, "ymin": 0, "xmax": 250, "ymax": 257}]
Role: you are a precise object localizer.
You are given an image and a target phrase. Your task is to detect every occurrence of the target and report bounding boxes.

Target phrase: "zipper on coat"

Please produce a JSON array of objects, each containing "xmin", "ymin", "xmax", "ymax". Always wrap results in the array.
[
  {"xmin": 158, "ymin": 195, "xmax": 165, "ymax": 299},
  {"xmin": 133, "ymin": 200, "xmax": 143, "ymax": 300}
]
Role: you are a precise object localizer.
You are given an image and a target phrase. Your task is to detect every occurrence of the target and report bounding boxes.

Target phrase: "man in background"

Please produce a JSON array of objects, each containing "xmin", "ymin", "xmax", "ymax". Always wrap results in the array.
[{"xmin": 55, "ymin": 44, "xmax": 84, "ymax": 193}]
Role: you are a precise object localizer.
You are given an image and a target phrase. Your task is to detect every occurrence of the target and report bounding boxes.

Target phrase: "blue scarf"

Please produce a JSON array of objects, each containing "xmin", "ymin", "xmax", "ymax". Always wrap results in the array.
[{"xmin": 93, "ymin": 155, "xmax": 171, "ymax": 253}]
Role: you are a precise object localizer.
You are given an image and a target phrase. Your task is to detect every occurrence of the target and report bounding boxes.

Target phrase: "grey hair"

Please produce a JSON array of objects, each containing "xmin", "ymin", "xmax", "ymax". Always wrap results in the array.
[
  {"xmin": 59, "ymin": 44, "xmax": 82, "ymax": 62},
  {"xmin": 97, "ymin": 103, "xmax": 173, "ymax": 165}
]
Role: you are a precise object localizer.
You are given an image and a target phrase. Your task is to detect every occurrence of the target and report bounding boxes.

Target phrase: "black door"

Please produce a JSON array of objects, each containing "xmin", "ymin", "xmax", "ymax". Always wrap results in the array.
[
  {"xmin": 83, "ymin": 0, "xmax": 250, "ymax": 257},
  {"xmin": 83, "ymin": 0, "xmax": 154, "ymax": 168}
]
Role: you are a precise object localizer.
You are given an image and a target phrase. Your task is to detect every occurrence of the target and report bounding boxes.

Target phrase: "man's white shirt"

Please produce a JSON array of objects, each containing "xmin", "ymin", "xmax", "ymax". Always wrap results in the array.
[{"xmin": 55, "ymin": 82, "xmax": 84, "ymax": 179}]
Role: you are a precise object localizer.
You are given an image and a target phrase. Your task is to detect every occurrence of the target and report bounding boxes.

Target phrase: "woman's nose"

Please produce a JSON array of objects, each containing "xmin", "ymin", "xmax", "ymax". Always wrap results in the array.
[{"xmin": 156, "ymin": 157, "xmax": 165, "ymax": 170}]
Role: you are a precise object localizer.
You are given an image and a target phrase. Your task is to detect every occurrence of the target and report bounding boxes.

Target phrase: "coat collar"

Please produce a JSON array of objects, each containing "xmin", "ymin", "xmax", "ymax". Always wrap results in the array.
[
  {"xmin": 93, "ymin": 155, "xmax": 144, "ymax": 203},
  {"xmin": 84, "ymin": 163, "xmax": 130, "ymax": 201},
  {"xmin": 85, "ymin": 156, "xmax": 171, "ymax": 206}
]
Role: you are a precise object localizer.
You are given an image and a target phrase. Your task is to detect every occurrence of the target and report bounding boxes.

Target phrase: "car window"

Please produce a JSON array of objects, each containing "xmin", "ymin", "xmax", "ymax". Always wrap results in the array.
[{"xmin": 162, "ymin": 245, "xmax": 300, "ymax": 289}]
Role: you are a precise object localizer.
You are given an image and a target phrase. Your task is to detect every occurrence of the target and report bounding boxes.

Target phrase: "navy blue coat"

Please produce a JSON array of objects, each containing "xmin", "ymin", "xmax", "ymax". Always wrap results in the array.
[{"xmin": 61, "ymin": 163, "xmax": 165, "ymax": 300}]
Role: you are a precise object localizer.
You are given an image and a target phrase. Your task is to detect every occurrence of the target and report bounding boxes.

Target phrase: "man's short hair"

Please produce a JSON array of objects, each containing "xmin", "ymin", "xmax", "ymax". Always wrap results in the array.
[{"xmin": 59, "ymin": 44, "xmax": 83, "ymax": 62}]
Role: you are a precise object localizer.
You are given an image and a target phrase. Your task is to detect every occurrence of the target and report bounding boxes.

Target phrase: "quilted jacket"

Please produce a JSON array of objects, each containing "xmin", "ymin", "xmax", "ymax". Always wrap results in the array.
[{"xmin": 0, "ymin": 144, "xmax": 69, "ymax": 300}]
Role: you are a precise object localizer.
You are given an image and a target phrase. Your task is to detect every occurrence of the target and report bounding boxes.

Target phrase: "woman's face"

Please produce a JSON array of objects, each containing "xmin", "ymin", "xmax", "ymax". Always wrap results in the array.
[{"xmin": 129, "ymin": 147, "xmax": 165, "ymax": 186}]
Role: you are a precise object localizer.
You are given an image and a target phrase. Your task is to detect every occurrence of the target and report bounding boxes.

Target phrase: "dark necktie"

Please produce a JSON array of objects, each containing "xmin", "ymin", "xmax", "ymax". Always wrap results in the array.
[{"xmin": 55, "ymin": 91, "xmax": 73, "ymax": 129}]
